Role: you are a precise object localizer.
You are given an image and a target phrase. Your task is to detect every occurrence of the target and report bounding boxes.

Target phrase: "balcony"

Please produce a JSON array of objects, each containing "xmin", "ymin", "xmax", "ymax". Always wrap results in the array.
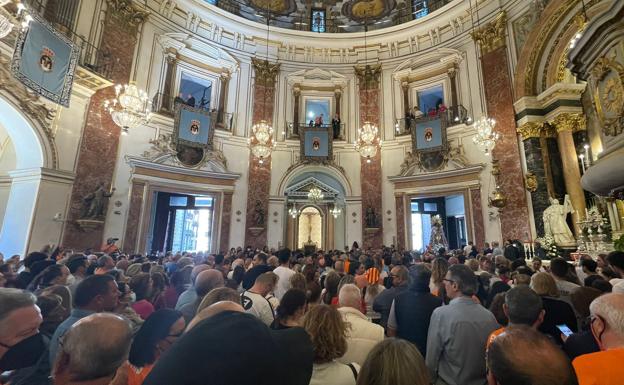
[
  {"xmin": 152, "ymin": 92, "xmax": 234, "ymax": 132},
  {"xmin": 286, "ymin": 122, "xmax": 346, "ymax": 141},
  {"xmin": 395, "ymin": 105, "xmax": 470, "ymax": 136}
]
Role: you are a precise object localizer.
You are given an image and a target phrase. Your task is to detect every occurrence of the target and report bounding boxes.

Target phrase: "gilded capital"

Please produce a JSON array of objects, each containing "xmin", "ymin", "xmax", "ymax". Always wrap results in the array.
[
  {"xmin": 471, "ymin": 11, "xmax": 507, "ymax": 54},
  {"xmin": 354, "ymin": 64, "xmax": 382, "ymax": 90},
  {"xmin": 517, "ymin": 122, "xmax": 543, "ymax": 141},
  {"xmin": 252, "ymin": 58, "xmax": 280, "ymax": 87},
  {"xmin": 551, "ymin": 113, "xmax": 587, "ymax": 134},
  {"xmin": 106, "ymin": 0, "xmax": 148, "ymax": 27}
]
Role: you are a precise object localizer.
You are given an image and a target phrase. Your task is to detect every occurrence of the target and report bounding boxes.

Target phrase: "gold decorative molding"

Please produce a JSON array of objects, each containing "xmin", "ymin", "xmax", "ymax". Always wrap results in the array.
[
  {"xmin": 471, "ymin": 11, "xmax": 507, "ymax": 54},
  {"xmin": 517, "ymin": 122, "xmax": 543, "ymax": 140},
  {"xmin": 106, "ymin": 0, "xmax": 149, "ymax": 27},
  {"xmin": 354, "ymin": 64, "xmax": 382, "ymax": 90},
  {"xmin": 252, "ymin": 58, "xmax": 280, "ymax": 87},
  {"xmin": 525, "ymin": 172, "xmax": 538, "ymax": 192},
  {"xmin": 591, "ymin": 55, "xmax": 624, "ymax": 137},
  {"xmin": 550, "ymin": 113, "xmax": 586, "ymax": 133}
]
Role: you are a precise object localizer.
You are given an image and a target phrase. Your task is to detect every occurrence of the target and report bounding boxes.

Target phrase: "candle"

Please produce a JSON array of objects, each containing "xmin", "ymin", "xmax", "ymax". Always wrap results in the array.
[
  {"xmin": 579, "ymin": 154, "xmax": 586, "ymax": 173},
  {"xmin": 584, "ymin": 144, "xmax": 590, "ymax": 167}
]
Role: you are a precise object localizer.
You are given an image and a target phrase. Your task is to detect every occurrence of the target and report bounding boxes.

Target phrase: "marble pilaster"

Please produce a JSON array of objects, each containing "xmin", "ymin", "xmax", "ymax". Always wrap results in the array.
[
  {"xmin": 220, "ymin": 191, "xmax": 233, "ymax": 252},
  {"xmin": 395, "ymin": 194, "xmax": 406, "ymax": 251},
  {"xmin": 470, "ymin": 188, "xmax": 485, "ymax": 249},
  {"xmin": 123, "ymin": 180, "xmax": 146, "ymax": 253}
]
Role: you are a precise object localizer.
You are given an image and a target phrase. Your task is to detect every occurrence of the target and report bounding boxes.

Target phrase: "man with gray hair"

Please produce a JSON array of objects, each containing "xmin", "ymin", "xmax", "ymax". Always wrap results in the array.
[
  {"xmin": 426, "ymin": 264, "xmax": 498, "ymax": 385},
  {"xmin": 52, "ymin": 313, "xmax": 132, "ymax": 385},
  {"xmin": 337, "ymin": 284, "xmax": 384, "ymax": 366},
  {"xmin": 573, "ymin": 293, "xmax": 624, "ymax": 385},
  {"xmin": 0, "ymin": 289, "xmax": 44, "ymax": 371}
]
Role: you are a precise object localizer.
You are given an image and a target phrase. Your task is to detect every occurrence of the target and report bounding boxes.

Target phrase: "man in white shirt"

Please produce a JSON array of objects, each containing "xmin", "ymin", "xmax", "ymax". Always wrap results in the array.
[
  {"xmin": 463, "ymin": 241, "xmax": 474, "ymax": 257},
  {"xmin": 273, "ymin": 248, "xmax": 295, "ymax": 301},
  {"xmin": 336, "ymin": 284, "xmax": 384, "ymax": 366},
  {"xmin": 241, "ymin": 271, "xmax": 278, "ymax": 326},
  {"xmin": 550, "ymin": 258, "xmax": 580, "ymax": 301}
]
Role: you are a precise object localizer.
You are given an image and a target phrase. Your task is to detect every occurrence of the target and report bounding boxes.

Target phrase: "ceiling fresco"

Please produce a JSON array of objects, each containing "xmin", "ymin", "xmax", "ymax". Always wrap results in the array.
[{"xmin": 214, "ymin": 0, "xmax": 453, "ymax": 32}]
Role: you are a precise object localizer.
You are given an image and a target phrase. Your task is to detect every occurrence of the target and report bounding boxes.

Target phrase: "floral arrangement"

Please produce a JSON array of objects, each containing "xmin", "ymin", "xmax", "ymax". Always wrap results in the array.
[{"xmin": 536, "ymin": 235, "xmax": 559, "ymax": 259}]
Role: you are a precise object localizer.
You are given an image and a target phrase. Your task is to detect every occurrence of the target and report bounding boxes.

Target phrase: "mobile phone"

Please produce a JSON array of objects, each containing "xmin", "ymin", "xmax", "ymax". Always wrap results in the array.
[{"xmin": 556, "ymin": 324, "xmax": 573, "ymax": 337}]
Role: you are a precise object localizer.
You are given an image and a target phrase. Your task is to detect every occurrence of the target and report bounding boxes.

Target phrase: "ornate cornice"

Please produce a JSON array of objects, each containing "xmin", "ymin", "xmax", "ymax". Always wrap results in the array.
[
  {"xmin": 251, "ymin": 58, "xmax": 280, "ymax": 87},
  {"xmin": 550, "ymin": 113, "xmax": 586, "ymax": 133},
  {"xmin": 517, "ymin": 122, "xmax": 543, "ymax": 140},
  {"xmin": 106, "ymin": 0, "xmax": 149, "ymax": 27},
  {"xmin": 471, "ymin": 11, "xmax": 507, "ymax": 55}
]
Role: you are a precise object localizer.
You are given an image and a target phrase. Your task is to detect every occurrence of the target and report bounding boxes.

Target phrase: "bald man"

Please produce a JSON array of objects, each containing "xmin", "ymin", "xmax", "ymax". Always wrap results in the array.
[
  {"xmin": 175, "ymin": 264, "xmax": 211, "ymax": 310},
  {"xmin": 573, "ymin": 293, "xmax": 624, "ymax": 385},
  {"xmin": 179, "ymin": 269, "xmax": 224, "ymax": 323},
  {"xmin": 487, "ymin": 326, "xmax": 577, "ymax": 385},
  {"xmin": 52, "ymin": 313, "xmax": 132, "ymax": 385}
]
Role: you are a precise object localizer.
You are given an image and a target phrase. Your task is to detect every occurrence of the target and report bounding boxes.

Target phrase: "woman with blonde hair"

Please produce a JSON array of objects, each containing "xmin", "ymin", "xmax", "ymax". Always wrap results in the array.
[
  {"xmin": 356, "ymin": 338, "xmax": 429, "ymax": 385},
  {"xmin": 429, "ymin": 257, "xmax": 449, "ymax": 298},
  {"xmin": 303, "ymin": 305, "xmax": 359, "ymax": 385},
  {"xmin": 530, "ymin": 272, "xmax": 578, "ymax": 344}
]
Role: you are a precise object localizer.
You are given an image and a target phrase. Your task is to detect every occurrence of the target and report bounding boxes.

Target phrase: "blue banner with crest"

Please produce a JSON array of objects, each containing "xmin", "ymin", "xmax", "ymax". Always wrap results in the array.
[
  {"xmin": 11, "ymin": 13, "xmax": 80, "ymax": 107},
  {"xmin": 173, "ymin": 104, "xmax": 214, "ymax": 149}
]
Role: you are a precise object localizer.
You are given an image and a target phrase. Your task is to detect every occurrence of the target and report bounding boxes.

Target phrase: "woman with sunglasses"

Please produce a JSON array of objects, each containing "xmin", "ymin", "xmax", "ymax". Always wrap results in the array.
[{"xmin": 113, "ymin": 309, "xmax": 185, "ymax": 385}]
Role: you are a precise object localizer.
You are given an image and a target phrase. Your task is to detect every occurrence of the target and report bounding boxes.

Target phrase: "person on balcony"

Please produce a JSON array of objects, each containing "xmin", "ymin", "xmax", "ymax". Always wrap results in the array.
[
  {"xmin": 332, "ymin": 114, "xmax": 341, "ymax": 139},
  {"xmin": 186, "ymin": 94, "xmax": 196, "ymax": 107}
]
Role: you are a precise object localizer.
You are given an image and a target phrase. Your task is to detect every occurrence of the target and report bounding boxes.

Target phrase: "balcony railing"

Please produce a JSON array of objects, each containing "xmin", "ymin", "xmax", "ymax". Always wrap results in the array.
[
  {"xmin": 152, "ymin": 92, "xmax": 234, "ymax": 132},
  {"xmin": 395, "ymin": 105, "xmax": 470, "ymax": 136},
  {"xmin": 286, "ymin": 122, "xmax": 346, "ymax": 141}
]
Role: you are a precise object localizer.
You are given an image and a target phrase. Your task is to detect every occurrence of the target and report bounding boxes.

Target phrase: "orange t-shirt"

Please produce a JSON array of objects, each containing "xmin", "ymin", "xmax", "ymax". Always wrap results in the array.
[
  {"xmin": 573, "ymin": 349, "xmax": 624, "ymax": 385},
  {"xmin": 128, "ymin": 363, "xmax": 154, "ymax": 385},
  {"xmin": 486, "ymin": 327, "xmax": 505, "ymax": 350}
]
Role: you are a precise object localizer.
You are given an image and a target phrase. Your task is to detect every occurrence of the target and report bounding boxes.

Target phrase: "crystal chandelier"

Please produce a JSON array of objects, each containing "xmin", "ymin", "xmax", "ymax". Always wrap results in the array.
[
  {"xmin": 288, "ymin": 203, "xmax": 300, "ymax": 218},
  {"xmin": 355, "ymin": 121, "xmax": 382, "ymax": 163},
  {"xmin": 307, "ymin": 187, "xmax": 324, "ymax": 202},
  {"xmin": 330, "ymin": 205, "xmax": 342, "ymax": 218},
  {"xmin": 249, "ymin": 120, "xmax": 275, "ymax": 164},
  {"xmin": 472, "ymin": 117, "xmax": 499, "ymax": 156},
  {"xmin": 104, "ymin": 83, "xmax": 152, "ymax": 135}
]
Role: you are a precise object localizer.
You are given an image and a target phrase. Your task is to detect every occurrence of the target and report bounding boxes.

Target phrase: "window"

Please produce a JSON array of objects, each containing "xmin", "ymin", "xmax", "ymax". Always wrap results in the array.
[
  {"xmin": 178, "ymin": 72, "xmax": 213, "ymax": 110},
  {"xmin": 169, "ymin": 196, "xmax": 188, "ymax": 207},
  {"xmin": 423, "ymin": 202, "xmax": 438, "ymax": 212},
  {"xmin": 194, "ymin": 197, "xmax": 214, "ymax": 207},
  {"xmin": 417, "ymin": 84, "xmax": 445, "ymax": 115},
  {"xmin": 311, "ymin": 9, "xmax": 326, "ymax": 33},
  {"xmin": 304, "ymin": 99, "xmax": 330, "ymax": 126},
  {"xmin": 412, "ymin": 0, "xmax": 429, "ymax": 19}
]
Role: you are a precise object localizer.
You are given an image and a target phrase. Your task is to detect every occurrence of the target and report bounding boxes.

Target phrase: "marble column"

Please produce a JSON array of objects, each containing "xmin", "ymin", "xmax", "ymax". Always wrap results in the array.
[
  {"xmin": 472, "ymin": 11, "xmax": 531, "ymax": 241},
  {"xmin": 551, "ymin": 113, "xmax": 587, "ymax": 234},
  {"xmin": 161, "ymin": 54, "xmax": 176, "ymax": 112},
  {"xmin": 448, "ymin": 66, "xmax": 458, "ymax": 109},
  {"xmin": 62, "ymin": 1, "xmax": 147, "ymax": 250},
  {"xmin": 469, "ymin": 188, "xmax": 485, "ymax": 249},
  {"xmin": 123, "ymin": 180, "xmax": 146, "ymax": 253},
  {"xmin": 394, "ymin": 194, "xmax": 406, "ymax": 251},
  {"xmin": 219, "ymin": 191, "xmax": 233, "ymax": 252},
  {"xmin": 356, "ymin": 65, "xmax": 383, "ymax": 249},
  {"xmin": 293, "ymin": 86, "xmax": 300, "ymax": 136},
  {"xmin": 401, "ymin": 81, "xmax": 409, "ymax": 114},
  {"xmin": 217, "ymin": 72, "xmax": 230, "ymax": 126},
  {"xmin": 244, "ymin": 58, "xmax": 280, "ymax": 249}
]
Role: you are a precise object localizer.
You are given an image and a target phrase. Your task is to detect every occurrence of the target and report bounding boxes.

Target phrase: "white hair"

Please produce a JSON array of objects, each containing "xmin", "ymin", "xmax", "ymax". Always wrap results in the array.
[
  {"xmin": 338, "ymin": 284, "xmax": 361, "ymax": 309},
  {"xmin": 590, "ymin": 293, "xmax": 624, "ymax": 337}
]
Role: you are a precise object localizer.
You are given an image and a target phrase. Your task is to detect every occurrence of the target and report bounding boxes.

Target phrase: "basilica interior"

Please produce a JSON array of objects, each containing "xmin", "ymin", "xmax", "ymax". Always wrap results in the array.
[{"xmin": 0, "ymin": 0, "xmax": 622, "ymax": 259}]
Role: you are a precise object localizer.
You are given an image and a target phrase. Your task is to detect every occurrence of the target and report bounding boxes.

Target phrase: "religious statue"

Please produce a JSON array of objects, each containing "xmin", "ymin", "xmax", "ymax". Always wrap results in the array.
[
  {"xmin": 365, "ymin": 206, "xmax": 379, "ymax": 228},
  {"xmin": 543, "ymin": 195, "xmax": 576, "ymax": 246},
  {"xmin": 81, "ymin": 183, "xmax": 115, "ymax": 219},
  {"xmin": 429, "ymin": 215, "xmax": 449, "ymax": 253},
  {"xmin": 253, "ymin": 200, "xmax": 265, "ymax": 227}
]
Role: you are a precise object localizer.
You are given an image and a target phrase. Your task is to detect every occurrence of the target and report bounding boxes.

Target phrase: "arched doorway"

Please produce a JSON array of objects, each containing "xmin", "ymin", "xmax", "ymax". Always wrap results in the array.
[
  {"xmin": 297, "ymin": 206, "xmax": 323, "ymax": 251},
  {"xmin": 0, "ymin": 92, "xmax": 58, "ymax": 257}
]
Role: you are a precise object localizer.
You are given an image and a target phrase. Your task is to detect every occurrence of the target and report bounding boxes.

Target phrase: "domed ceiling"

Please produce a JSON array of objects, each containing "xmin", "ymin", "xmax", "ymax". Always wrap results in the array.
[{"xmin": 211, "ymin": 0, "xmax": 454, "ymax": 32}]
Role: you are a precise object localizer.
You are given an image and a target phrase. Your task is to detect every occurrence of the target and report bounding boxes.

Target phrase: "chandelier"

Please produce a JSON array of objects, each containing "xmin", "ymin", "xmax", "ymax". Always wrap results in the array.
[
  {"xmin": 249, "ymin": 120, "xmax": 275, "ymax": 164},
  {"xmin": 288, "ymin": 203, "xmax": 300, "ymax": 218},
  {"xmin": 307, "ymin": 187, "xmax": 324, "ymax": 202},
  {"xmin": 330, "ymin": 205, "xmax": 342, "ymax": 218},
  {"xmin": 472, "ymin": 117, "xmax": 499, "ymax": 155},
  {"xmin": 104, "ymin": 83, "xmax": 152, "ymax": 135},
  {"xmin": 355, "ymin": 121, "xmax": 382, "ymax": 163}
]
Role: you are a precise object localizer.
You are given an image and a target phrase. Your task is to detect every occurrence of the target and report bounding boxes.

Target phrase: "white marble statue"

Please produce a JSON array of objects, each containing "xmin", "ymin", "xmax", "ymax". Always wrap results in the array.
[{"xmin": 543, "ymin": 195, "xmax": 576, "ymax": 246}]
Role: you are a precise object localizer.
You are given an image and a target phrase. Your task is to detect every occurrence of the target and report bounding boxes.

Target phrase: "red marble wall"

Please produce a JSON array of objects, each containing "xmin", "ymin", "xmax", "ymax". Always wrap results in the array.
[
  {"xmin": 359, "ymin": 88, "xmax": 383, "ymax": 249},
  {"xmin": 123, "ymin": 180, "xmax": 145, "ymax": 253},
  {"xmin": 481, "ymin": 47, "xmax": 531, "ymax": 241},
  {"xmin": 62, "ymin": 11, "xmax": 139, "ymax": 251},
  {"xmin": 470, "ymin": 188, "xmax": 485, "ymax": 249},
  {"xmin": 220, "ymin": 191, "xmax": 233, "ymax": 252},
  {"xmin": 395, "ymin": 194, "xmax": 405, "ymax": 251},
  {"xmin": 244, "ymin": 83, "xmax": 275, "ymax": 249}
]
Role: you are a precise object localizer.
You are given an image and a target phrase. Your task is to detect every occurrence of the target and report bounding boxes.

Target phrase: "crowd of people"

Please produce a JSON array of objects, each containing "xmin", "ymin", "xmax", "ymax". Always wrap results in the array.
[{"xmin": 1, "ymin": 242, "xmax": 623, "ymax": 385}]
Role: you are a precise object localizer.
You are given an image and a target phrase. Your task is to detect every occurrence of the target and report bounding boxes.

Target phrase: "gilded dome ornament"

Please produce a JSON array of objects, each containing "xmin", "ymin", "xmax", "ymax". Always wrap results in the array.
[{"xmin": 591, "ymin": 56, "xmax": 624, "ymax": 137}]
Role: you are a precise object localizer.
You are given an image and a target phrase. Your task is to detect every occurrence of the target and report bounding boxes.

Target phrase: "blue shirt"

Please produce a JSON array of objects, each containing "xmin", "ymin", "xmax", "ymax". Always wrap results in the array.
[
  {"xmin": 175, "ymin": 288, "xmax": 197, "ymax": 310},
  {"xmin": 49, "ymin": 308, "xmax": 95, "ymax": 365}
]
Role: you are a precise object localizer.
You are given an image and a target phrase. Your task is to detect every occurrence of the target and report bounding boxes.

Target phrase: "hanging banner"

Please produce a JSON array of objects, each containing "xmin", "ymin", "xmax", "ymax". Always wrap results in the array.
[
  {"xmin": 173, "ymin": 103, "xmax": 214, "ymax": 149},
  {"xmin": 300, "ymin": 126, "xmax": 332, "ymax": 162},
  {"xmin": 11, "ymin": 13, "xmax": 80, "ymax": 107}
]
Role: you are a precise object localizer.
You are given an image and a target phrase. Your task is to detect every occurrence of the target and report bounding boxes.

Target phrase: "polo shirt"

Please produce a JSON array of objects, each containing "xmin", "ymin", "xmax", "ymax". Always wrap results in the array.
[
  {"xmin": 49, "ymin": 308, "xmax": 95, "ymax": 365},
  {"xmin": 573, "ymin": 348, "xmax": 624, "ymax": 385}
]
